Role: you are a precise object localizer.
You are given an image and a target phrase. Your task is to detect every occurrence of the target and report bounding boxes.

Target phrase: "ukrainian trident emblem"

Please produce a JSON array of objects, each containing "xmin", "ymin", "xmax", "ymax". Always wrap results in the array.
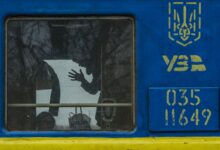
[{"xmin": 168, "ymin": 2, "xmax": 201, "ymax": 46}]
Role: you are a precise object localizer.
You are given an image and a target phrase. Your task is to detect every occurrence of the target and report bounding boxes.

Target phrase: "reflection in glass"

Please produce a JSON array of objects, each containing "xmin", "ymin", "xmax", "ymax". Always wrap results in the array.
[{"xmin": 6, "ymin": 17, "xmax": 134, "ymax": 131}]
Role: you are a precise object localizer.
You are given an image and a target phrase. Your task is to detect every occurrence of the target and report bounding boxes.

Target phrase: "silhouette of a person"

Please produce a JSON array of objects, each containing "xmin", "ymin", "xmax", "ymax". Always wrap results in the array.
[
  {"xmin": 68, "ymin": 22, "xmax": 115, "ymax": 129},
  {"xmin": 68, "ymin": 58, "xmax": 100, "ymax": 95},
  {"xmin": 68, "ymin": 57, "xmax": 101, "ymax": 128}
]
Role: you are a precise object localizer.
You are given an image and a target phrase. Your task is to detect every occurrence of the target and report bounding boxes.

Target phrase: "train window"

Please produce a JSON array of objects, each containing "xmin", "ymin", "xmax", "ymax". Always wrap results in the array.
[{"xmin": 5, "ymin": 17, "xmax": 135, "ymax": 131}]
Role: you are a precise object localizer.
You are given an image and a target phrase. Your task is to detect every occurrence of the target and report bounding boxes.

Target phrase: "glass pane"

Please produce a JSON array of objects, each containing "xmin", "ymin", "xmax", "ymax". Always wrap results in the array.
[{"xmin": 6, "ymin": 17, "xmax": 135, "ymax": 131}]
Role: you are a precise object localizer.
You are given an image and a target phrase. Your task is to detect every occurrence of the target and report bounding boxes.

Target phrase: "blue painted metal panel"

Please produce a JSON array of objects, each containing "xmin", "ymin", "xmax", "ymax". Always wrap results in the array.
[
  {"xmin": 149, "ymin": 87, "xmax": 219, "ymax": 131},
  {"xmin": 0, "ymin": 0, "xmax": 219, "ymax": 137}
]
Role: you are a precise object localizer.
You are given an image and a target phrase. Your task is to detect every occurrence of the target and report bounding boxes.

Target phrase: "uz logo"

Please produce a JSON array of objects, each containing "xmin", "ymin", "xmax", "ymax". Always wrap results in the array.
[{"xmin": 163, "ymin": 55, "xmax": 206, "ymax": 72}]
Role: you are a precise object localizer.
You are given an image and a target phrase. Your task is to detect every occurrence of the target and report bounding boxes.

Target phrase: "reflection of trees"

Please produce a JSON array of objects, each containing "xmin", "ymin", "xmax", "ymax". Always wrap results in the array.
[
  {"xmin": 100, "ymin": 20, "xmax": 133, "ymax": 130},
  {"xmin": 7, "ymin": 21, "xmax": 56, "ymax": 130},
  {"xmin": 7, "ymin": 19, "xmax": 133, "ymax": 131},
  {"xmin": 8, "ymin": 21, "xmax": 52, "ymax": 87},
  {"xmin": 64, "ymin": 20, "xmax": 133, "ymax": 130}
]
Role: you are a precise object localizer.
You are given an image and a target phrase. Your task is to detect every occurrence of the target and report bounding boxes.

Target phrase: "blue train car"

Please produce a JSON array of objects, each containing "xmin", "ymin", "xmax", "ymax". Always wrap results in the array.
[{"xmin": 0, "ymin": 0, "xmax": 220, "ymax": 149}]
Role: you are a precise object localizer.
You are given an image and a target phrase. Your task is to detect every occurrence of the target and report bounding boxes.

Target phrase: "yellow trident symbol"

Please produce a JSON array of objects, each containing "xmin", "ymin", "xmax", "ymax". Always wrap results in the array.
[
  {"xmin": 178, "ymin": 6, "xmax": 191, "ymax": 41},
  {"xmin": 168, "ymin": 2, "xmax": 201, "ymax": 47}
]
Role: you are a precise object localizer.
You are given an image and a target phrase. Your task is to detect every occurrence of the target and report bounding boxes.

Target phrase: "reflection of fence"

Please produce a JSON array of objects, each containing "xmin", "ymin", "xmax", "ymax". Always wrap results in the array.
[{"xmin": 7, "ymin": 103, "xmax": 132, "ymax": 107}]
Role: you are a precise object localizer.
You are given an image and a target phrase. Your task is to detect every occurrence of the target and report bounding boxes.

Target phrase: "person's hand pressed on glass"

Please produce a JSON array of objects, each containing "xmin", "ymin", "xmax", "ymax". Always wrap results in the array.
[{"xmin": 68, "ymin": 69, "xmax": 85, "ymax": 82}]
